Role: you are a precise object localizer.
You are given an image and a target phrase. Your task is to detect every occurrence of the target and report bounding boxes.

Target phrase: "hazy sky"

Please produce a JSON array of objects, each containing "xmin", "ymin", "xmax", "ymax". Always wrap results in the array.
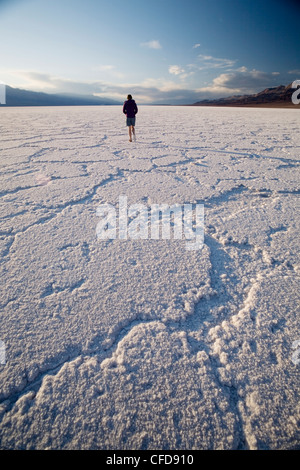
[{"xmin": 0, "ymin": 0, "xmax": 299, "ymax": 103}]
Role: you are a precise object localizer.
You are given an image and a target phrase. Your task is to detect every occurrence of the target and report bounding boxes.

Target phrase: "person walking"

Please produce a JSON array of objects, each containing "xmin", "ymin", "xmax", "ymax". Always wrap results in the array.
[{"xmin": 123, "ymin": 94, "xmax": 138, "ymax": 142}]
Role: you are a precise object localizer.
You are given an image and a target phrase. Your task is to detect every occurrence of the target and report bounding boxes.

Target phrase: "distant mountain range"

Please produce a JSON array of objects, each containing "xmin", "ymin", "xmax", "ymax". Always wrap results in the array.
[
  {"xmin": 1, "ymin": 83, "xmax": 299, "ymax": 107},
  {"xmin": 192, "ymin": 83, "xmax": 299, "ymax": 108},
  {"xmin": 1, "ymin": 85, "xmax": 121, "ymax": 106}
]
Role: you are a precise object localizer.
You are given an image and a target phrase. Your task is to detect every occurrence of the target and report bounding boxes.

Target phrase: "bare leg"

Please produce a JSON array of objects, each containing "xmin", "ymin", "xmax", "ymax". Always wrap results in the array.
[
  {"xmin": 129, "ymin": 126, "xmax": 132, "ymax": 142},
  {"xmin": 132, "ymin": 126, "xmax": 136, "ymax": 141}
]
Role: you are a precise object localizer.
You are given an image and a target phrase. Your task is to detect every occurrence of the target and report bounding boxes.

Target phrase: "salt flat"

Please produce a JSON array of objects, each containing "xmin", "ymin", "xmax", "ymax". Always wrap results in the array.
[{"xmin": 0, "ymin": 105, "xmax": 299, "ymax": 450}]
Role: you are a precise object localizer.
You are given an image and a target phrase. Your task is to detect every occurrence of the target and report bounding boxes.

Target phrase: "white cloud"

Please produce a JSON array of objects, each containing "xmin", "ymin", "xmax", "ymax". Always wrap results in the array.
[
  {"xmin": 198, "ymin": 55, "xmax": 213, "ymax": 61},
  {"xmin": 1, "ymin": 70, "xmax": 106, "ymax": 95},
  {"xmin": 193, "ymin": 43, "xmax": 201, "ymax": 49},
  {"xmin": 1, "ymin": 65, "xmax": 288, "ymax": 105},
  {"xmin": 236, "ymin": 66, "xmax": 248, "ymax": 73},
  {"xmin": 92, "ymin": 65, "xmax": 124, "ymax": 79},
  {"xmin": 140, "ymin": 40, "xmax": 162, "ymax": 49},
  {"xmin": 197, "ymin": 54, "xmax": 237, "ymax": 70},
  {"xmin": 168, "ymin": 65, "xmax": 185, "ymax": 76},
  {"xmin": 94, "ymin": 77, "xmax": 201, "ymax": 104},
  {"xmin": 93, "ymin": 65, "xmax": 115, "ymax": 71},
  {"xmin": 168, "ymin": 65, "xmax": 194, "ymax": 81},
  {"xmin": 197, "ymin": 68, "xmax": 284, "ymax": 97},
  {"xmin": 2, "ymin": 70, "xmax": 58, "ymax": 90}
]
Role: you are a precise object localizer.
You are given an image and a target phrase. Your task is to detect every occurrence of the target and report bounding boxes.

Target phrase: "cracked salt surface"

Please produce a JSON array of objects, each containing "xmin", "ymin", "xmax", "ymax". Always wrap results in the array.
[{"xmin": 0, "ymin": 106, "xmax": 299, "ymax": 449}]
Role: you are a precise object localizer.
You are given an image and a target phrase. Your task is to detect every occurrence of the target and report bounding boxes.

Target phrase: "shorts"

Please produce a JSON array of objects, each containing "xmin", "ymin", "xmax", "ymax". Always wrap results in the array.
[{"xmin": 126, "ymin": 117, "xmax": 136, "ymax": 127}]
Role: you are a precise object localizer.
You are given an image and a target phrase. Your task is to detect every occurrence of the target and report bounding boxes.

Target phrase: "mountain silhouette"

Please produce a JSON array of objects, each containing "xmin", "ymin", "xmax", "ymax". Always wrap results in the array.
[
  {"xmin": 1, "ymin": 85, "xmax": 121, "ymax": 106},
  {"xmin": 193, "ymin": 83, "xmax": 299, "ymax": 108}
]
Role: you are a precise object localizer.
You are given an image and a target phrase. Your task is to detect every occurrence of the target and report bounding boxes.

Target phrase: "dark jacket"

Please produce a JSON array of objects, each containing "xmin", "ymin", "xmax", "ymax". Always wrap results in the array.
[{"xmin": 123, "ymin": 99, "xmax": 138, "ymax": 118}]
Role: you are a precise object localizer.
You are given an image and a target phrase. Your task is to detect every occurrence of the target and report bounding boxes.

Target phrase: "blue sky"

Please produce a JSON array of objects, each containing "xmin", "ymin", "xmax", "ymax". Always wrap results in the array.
[{"xmin": 0, "ymin": 0, "xmax": 299, "ymax": 103}]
